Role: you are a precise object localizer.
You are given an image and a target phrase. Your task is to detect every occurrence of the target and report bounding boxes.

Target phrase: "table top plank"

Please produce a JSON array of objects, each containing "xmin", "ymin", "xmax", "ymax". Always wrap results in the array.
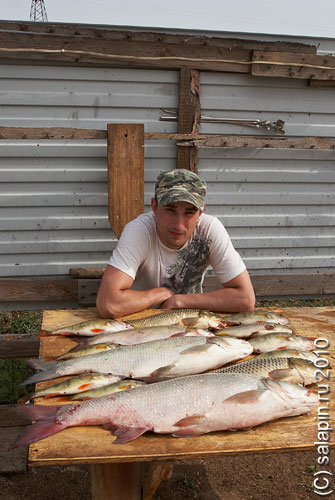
[{"xmin": 29, "ymin": 307, "xmax": 334, "ymax": 466}]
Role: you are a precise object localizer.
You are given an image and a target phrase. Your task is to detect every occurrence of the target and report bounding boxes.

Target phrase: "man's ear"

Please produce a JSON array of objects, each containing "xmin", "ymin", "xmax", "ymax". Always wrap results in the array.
[{"xmin": 151, "ymin": 197, "xmax": 158, "ymax": 215}]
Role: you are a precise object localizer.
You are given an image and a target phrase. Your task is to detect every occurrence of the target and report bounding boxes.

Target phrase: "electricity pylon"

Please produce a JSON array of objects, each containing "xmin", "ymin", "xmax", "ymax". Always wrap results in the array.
[{"xmin": 30, "ymin": 0, "xmax": 48, "ymax": 22}]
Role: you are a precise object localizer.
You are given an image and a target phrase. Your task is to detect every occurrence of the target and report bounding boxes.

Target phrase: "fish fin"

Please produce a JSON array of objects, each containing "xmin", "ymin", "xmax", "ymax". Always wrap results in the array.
[
  {"xmin": 102, "ymin": 423, "xmax": 148, "ymax": 444},
  {"xmin": 180, "ymin": 345, "xmax": 213, "ymax": 355},
  {"xmin": 26, "ymin": 359, "xmax": 57, "ymax": 372},
  {"xmin": 20, "ymin": 367, "xmax": 59, "ymax": 387},
  {"xmin": 16, "ymin": 404, "xmax": 63, "ymax": 421},
  {"xmin": 78, "ymin": 384, "xmax": 91, "ymax": 391},
  {"xmin": 44, "ymin": 393, "xmax": 61, "ymax": 399},
  {"xmin": 17, "ymin": 394, "xmax": 33, "ymax": 405},
  {"xmin": 223, "ymin": 390, "xmax": 265, "ymax": 405},
  {"xmin": 180, "ymin": 317, "xmax": 202, "ymax": 327},
  {"xmin": 172, "ymin": 415, "xmax": 207, "ymax": 437},
  {"xmin": 277, "ymin": 346, "xmax": 288, "ymax": 350},
  {"xmin": 269, "ymin": 368, "xmax": 293, "ymax": 380},
  {"xmin": 11, "ymin": 416, "xmax": 65, "ymax": 449},
  {"xmin": 90, "ymin": 328, "xmax": 104, "ymax": 333},
  {"xmin": 149, "ymin": 365, "xmax": 176, "ymax": 377}
]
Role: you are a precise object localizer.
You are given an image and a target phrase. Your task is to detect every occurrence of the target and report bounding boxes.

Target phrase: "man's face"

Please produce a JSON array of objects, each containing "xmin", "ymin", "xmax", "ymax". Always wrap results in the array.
[{"xmin": 151, "ymin": 199, "xmax": 203, "ymax": 249}]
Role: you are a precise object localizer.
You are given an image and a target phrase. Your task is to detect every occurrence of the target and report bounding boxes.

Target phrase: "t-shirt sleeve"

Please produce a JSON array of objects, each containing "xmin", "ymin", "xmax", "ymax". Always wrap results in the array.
[
  {"xmin": 208, "ymin": 217, "xmax": 246, "ymax": 284},
  {"xmin": 108, "ymin": 218, "xmax": 151, "ymax": 280}
]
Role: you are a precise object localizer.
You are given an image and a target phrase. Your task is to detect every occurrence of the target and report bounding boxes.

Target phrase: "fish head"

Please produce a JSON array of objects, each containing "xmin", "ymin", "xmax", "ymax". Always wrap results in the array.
[
  {"xmin": 259, "ymin": 378, "xmax": 318, "ymax": 413},
  {"xmin": 289, "ymin": 358, "xmax": 322, "ymax": 385},
  {"xmin": 208, "ymin": 337, "xmax": 253, "ymax": 357}
]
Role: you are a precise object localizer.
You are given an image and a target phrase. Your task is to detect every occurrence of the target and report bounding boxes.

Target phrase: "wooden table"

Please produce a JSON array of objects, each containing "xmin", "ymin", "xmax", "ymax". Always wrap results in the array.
[{"xmin": 28, "ymin": 307, "xmax": 335, "ymax": 500}]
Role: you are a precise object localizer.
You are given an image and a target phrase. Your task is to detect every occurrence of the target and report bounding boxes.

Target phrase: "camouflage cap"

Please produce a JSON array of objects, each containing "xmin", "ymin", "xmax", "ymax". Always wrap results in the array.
[{"xmin": 154, "ymin": 169, "xmax": 207, "ymax": 210}]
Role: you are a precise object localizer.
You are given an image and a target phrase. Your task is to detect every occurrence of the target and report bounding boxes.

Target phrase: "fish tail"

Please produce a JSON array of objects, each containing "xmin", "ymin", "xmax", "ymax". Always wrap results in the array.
[
  {"xmin": 20, "ymin": 360, "xmax": 59, "ymax": 386},
  {"xmin": 17, "ymin": 393, "xmax": 34, "ymax": 405},
  {"xmin": 11, "ymin": 405, "xmax": 65, "ymax": 448}
]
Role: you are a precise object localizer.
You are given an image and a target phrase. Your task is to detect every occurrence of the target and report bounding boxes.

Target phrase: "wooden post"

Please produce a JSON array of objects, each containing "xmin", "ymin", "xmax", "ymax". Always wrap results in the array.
[
  {"xmin": 107, "ymin": 123, "xmax": 144, "ymax": 238},
  {"xmin": 177, "ymin": 69, "xmax": 201, "ymax": 172}
]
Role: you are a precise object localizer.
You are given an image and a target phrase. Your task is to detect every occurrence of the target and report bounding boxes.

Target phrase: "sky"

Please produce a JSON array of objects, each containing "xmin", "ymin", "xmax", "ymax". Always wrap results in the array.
[{"xmin": 1, "ymin": 0, "xmax": 334, "ymax": 39}]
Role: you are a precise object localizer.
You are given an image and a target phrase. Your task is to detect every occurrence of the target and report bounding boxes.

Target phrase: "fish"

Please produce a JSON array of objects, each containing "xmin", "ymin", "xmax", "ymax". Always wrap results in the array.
[
  {"xmin": 214, "ymin": 357, "xmax": 321, "ymax": 385},
  {"xmin": 18, "ymin": 373, "xmax": 122, "ymax": 404},
  {"xmin": 42, "ymin": 318, "xmax": 134, "ymax": 337},
  {"xmin": 74, "ymin": 324, "xmax": 215, "ymax": 349},
  {"xmin": 257, "ymin": 349, "xmax": 318, "ymax": 363},
  {"xmin": 124, "ymin": 309, "xmax": 225, "ymax": 329},
  {"xmin": 21, "ymin": 336, "xmax": 253, "ymax": 386},
  {"xmin": 215, "ymin": 322, "xmax": 292, "ymax": 339},
  {"xmin": 68, "ymin": 380, "xmax": 146, "ymax": 400},
  {"xmin": 220, "ymin": 310, "xmax": 289, "ymax": 326},
  {"xmin": 56, "ymin": 344, "xmax": 119, "ymax": 360},
  {"xmin": 249, "ymin": 332, "xmax": 315, "ymax": 354},
  {"xmin": 13, "ymin": 373, "xmax": 318, "ymax": 448}
]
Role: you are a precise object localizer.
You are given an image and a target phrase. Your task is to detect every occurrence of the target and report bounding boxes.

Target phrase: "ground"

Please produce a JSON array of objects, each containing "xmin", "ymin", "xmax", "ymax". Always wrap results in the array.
[{"xmin": 0, "ymin": 450, "xmax": 329, "ymax": 499}]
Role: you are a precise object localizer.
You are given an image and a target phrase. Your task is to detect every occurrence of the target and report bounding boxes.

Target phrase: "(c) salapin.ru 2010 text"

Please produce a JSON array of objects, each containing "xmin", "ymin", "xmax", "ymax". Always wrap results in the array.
[{"xmin": 313, "ymin": 337, "xmax": 333, "ymax": 497}]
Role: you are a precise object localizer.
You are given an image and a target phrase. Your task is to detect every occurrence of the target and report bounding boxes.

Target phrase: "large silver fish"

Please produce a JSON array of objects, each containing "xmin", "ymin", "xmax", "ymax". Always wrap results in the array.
[
  {"xmin": 13, "ymin": 373, "xmax": 318, "ymax": 448},
  {"xmin": 249, "ymin": 332, "xmax": 315, "ymax": 353},
  {"xmin": 21, "ymin": 336, "xmax": 253, "ymax": 385},
  {"xmin": 214, "ymin": 357, "xmax": 321, "ymax": 385},
  {"xmin": 125, "ymin": 309, "xmax": 225, "ymax": 329},
  {"xmin": 42, "ymin": 318, "xmax": 133, "ymax": 337},
  {"xmin": 77, "ymin": 324, "xmax": 214, "ymax": 348},
  {"xmin": 221, "ymin": 310, "xmax": 289, "ymax": 326},
  {"xmin": 215, "ymin": 322, "xmax": 292, "ymax": 339}
]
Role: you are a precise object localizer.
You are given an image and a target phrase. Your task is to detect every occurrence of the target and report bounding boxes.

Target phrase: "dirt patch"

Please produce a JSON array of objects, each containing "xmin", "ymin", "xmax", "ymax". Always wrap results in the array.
[{"xmin": 0, "ymin": 450, "xmax": 329, "ymax": 500}]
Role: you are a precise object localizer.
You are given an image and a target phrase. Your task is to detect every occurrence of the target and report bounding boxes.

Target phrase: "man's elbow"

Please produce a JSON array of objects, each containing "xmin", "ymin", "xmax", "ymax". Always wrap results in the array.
[
  {"xmin": 96, "ymin": 296, "xmax": 118, "ymax": 319},
  {"xmin": 241, "ymin": 292, "xmax": 256, "ymax": 312}
]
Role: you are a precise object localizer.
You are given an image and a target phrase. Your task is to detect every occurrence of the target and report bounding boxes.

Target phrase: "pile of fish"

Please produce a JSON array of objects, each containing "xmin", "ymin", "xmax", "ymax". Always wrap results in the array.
[{"xmin": 13, "ymin": 308, "xmax": 320, "ymax": 448}]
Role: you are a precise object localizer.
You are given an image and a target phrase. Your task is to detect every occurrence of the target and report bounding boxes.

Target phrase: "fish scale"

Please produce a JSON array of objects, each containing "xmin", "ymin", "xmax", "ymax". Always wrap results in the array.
[
  {"xmin": 22, "ymin": 336, "xmax": 253, "ymax": 385},
  {"xmin": 14, "ymin": 372, "xmax": 318, "ymax": 448}
]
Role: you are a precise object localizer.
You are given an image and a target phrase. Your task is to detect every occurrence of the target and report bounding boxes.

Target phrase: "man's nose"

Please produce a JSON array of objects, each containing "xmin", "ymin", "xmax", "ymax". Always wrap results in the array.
[{"xmin": 173, "ymin": 214, "xmax": 185, "ymax": 230}]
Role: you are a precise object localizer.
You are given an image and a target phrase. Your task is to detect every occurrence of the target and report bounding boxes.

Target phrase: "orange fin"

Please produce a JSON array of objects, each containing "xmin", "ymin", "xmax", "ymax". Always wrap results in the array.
[
  {"xmin": 90, "ymin": 328, "xmax": 104, "ymax": 333},
  {"xmin": 78, "ymin": 384, "xmax": 91, "ymax": 391}
]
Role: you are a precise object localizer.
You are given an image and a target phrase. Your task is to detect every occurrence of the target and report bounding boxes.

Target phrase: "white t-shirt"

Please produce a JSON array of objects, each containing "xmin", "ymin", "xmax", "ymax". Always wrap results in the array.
[{"xmin": 109, "ymin": 212, "xmax": 246, "ymax": 293}]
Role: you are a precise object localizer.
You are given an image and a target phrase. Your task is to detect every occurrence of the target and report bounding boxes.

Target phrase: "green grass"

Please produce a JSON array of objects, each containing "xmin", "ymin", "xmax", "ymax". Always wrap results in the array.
[{"xmin": 0, "ymin": 310, "xmax": 42, "ymax": 404}]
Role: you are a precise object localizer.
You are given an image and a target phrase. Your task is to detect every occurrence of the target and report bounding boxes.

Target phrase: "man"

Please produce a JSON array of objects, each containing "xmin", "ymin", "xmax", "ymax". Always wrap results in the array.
[{"xmin": 96, "ymin": 168, "xmax": 255, "ymax": 318}]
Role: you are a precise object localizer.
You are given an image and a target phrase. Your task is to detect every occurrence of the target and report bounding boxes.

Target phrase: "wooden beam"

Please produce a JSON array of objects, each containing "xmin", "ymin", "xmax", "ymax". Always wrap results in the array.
[
  {"xmin": 107, "ymin": 123, "xmax": 144, "ymax": 238},
  {"xmin": 0, "ymin": 21, "xmax": 318, "ymax": 54},
  {"xmin": 177, "ymin": 135, "xmax": 335, "ymax": 150},
  {"xmin": 0, "ymin": 277, "xmax": 78, "ymax": 302},
  {"xmin": 1, "ymin": 127, "xmax": 335, "ymax": 151},
  {"xmin": 177, "ymin": 69, "xmax": 201, "ymax": 172},
  {"xmin": 0, "ymin": 333, "xmax": 40, "ymax": 359},
  {"xmin": 252, "ymin": 50, "xmax": 335, "ymax": 80}
]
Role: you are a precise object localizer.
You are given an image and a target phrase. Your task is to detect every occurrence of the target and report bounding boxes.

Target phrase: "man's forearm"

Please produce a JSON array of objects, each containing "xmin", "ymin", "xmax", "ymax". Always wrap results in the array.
[
  {"xmin": 160, "ymin": 287, "xmax": 255, "ymax": 313},
  {"xmin": 97, "ymin": 286, "xmax": 174, "ymax": 318}
]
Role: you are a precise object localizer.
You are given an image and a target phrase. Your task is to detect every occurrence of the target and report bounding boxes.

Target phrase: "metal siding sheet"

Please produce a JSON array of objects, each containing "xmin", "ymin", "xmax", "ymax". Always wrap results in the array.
[{"xmin": 0, "ymin": 64, "xmax": 334, "ymax": 278}]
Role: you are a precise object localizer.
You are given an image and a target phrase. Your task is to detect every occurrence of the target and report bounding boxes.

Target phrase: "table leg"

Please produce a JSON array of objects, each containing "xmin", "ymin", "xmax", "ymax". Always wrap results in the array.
[{"xmin": 91, "ymin": 461, "xmax": 173, "ymax": 500}]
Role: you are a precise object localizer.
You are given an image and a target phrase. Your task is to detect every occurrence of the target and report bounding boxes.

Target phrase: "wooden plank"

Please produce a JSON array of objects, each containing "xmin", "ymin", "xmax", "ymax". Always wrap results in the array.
[
  {"xmin": 107, "ymin": 124, "xmax": 144, "ymax": 238},
  {"xmin": 177, "ymin": 69, "xmax": 200, "ymax": 172},
  {"xmin": 0, "ymin": 427, "xmax": 28, "ymax": 473},
  {"xmin": 0, "ymin": 404, "xmax": 33, "ymax": 426},
  {"xmin": 0, "ymin": 278, "xmax": 78, "ymax": 302},
  {"xmin": 0, "ymin": 126, "xmax": 106, "ymax": 140},
  {"xmin": 308, "ymin": 80, "xmax": 335, "ymax": 88},
  {"xmin": 252, "ymin": 50, "xmax": 335, "ymax": 80},
  {"xmin": 70, "ymin": 268, "xmax": 105, "ymax": 279},
  {"xmin": 27, "ymin": 307, "xmax": 334, "ymax": 467},
  {"xmin": 0, "ymin": 21, "xmax": 318, "ymax": 54},
  {"xmin": 0, "ymin": 333, "xmax": 40, "ymax": 359},
  {"xmin": 1, "ymin": 273, "xmax": 335, "ymax": 306},
  {"xmin": 178, "ymin": 135, "xmax": 335, "ymax": 150}
]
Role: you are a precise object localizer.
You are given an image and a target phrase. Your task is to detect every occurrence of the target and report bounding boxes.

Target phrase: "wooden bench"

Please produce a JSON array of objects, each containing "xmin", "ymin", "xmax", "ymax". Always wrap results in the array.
[{"xmin": 0, "ymin": 333, "xmax": 40, "ymax": 473}]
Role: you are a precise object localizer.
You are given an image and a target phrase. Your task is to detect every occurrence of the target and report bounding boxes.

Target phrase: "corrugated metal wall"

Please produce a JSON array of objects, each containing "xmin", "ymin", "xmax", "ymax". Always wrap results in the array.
[
  {"xmin": 0, "ymin": 65, "xmax": 178, "ymax": 276},
  {"xmin": 199, "ymin": 72, "xmax": 335, "ymax": 275},
  {"xmin": 1, "ymin": 64, "xmax": 334, "ymax": 277}
]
